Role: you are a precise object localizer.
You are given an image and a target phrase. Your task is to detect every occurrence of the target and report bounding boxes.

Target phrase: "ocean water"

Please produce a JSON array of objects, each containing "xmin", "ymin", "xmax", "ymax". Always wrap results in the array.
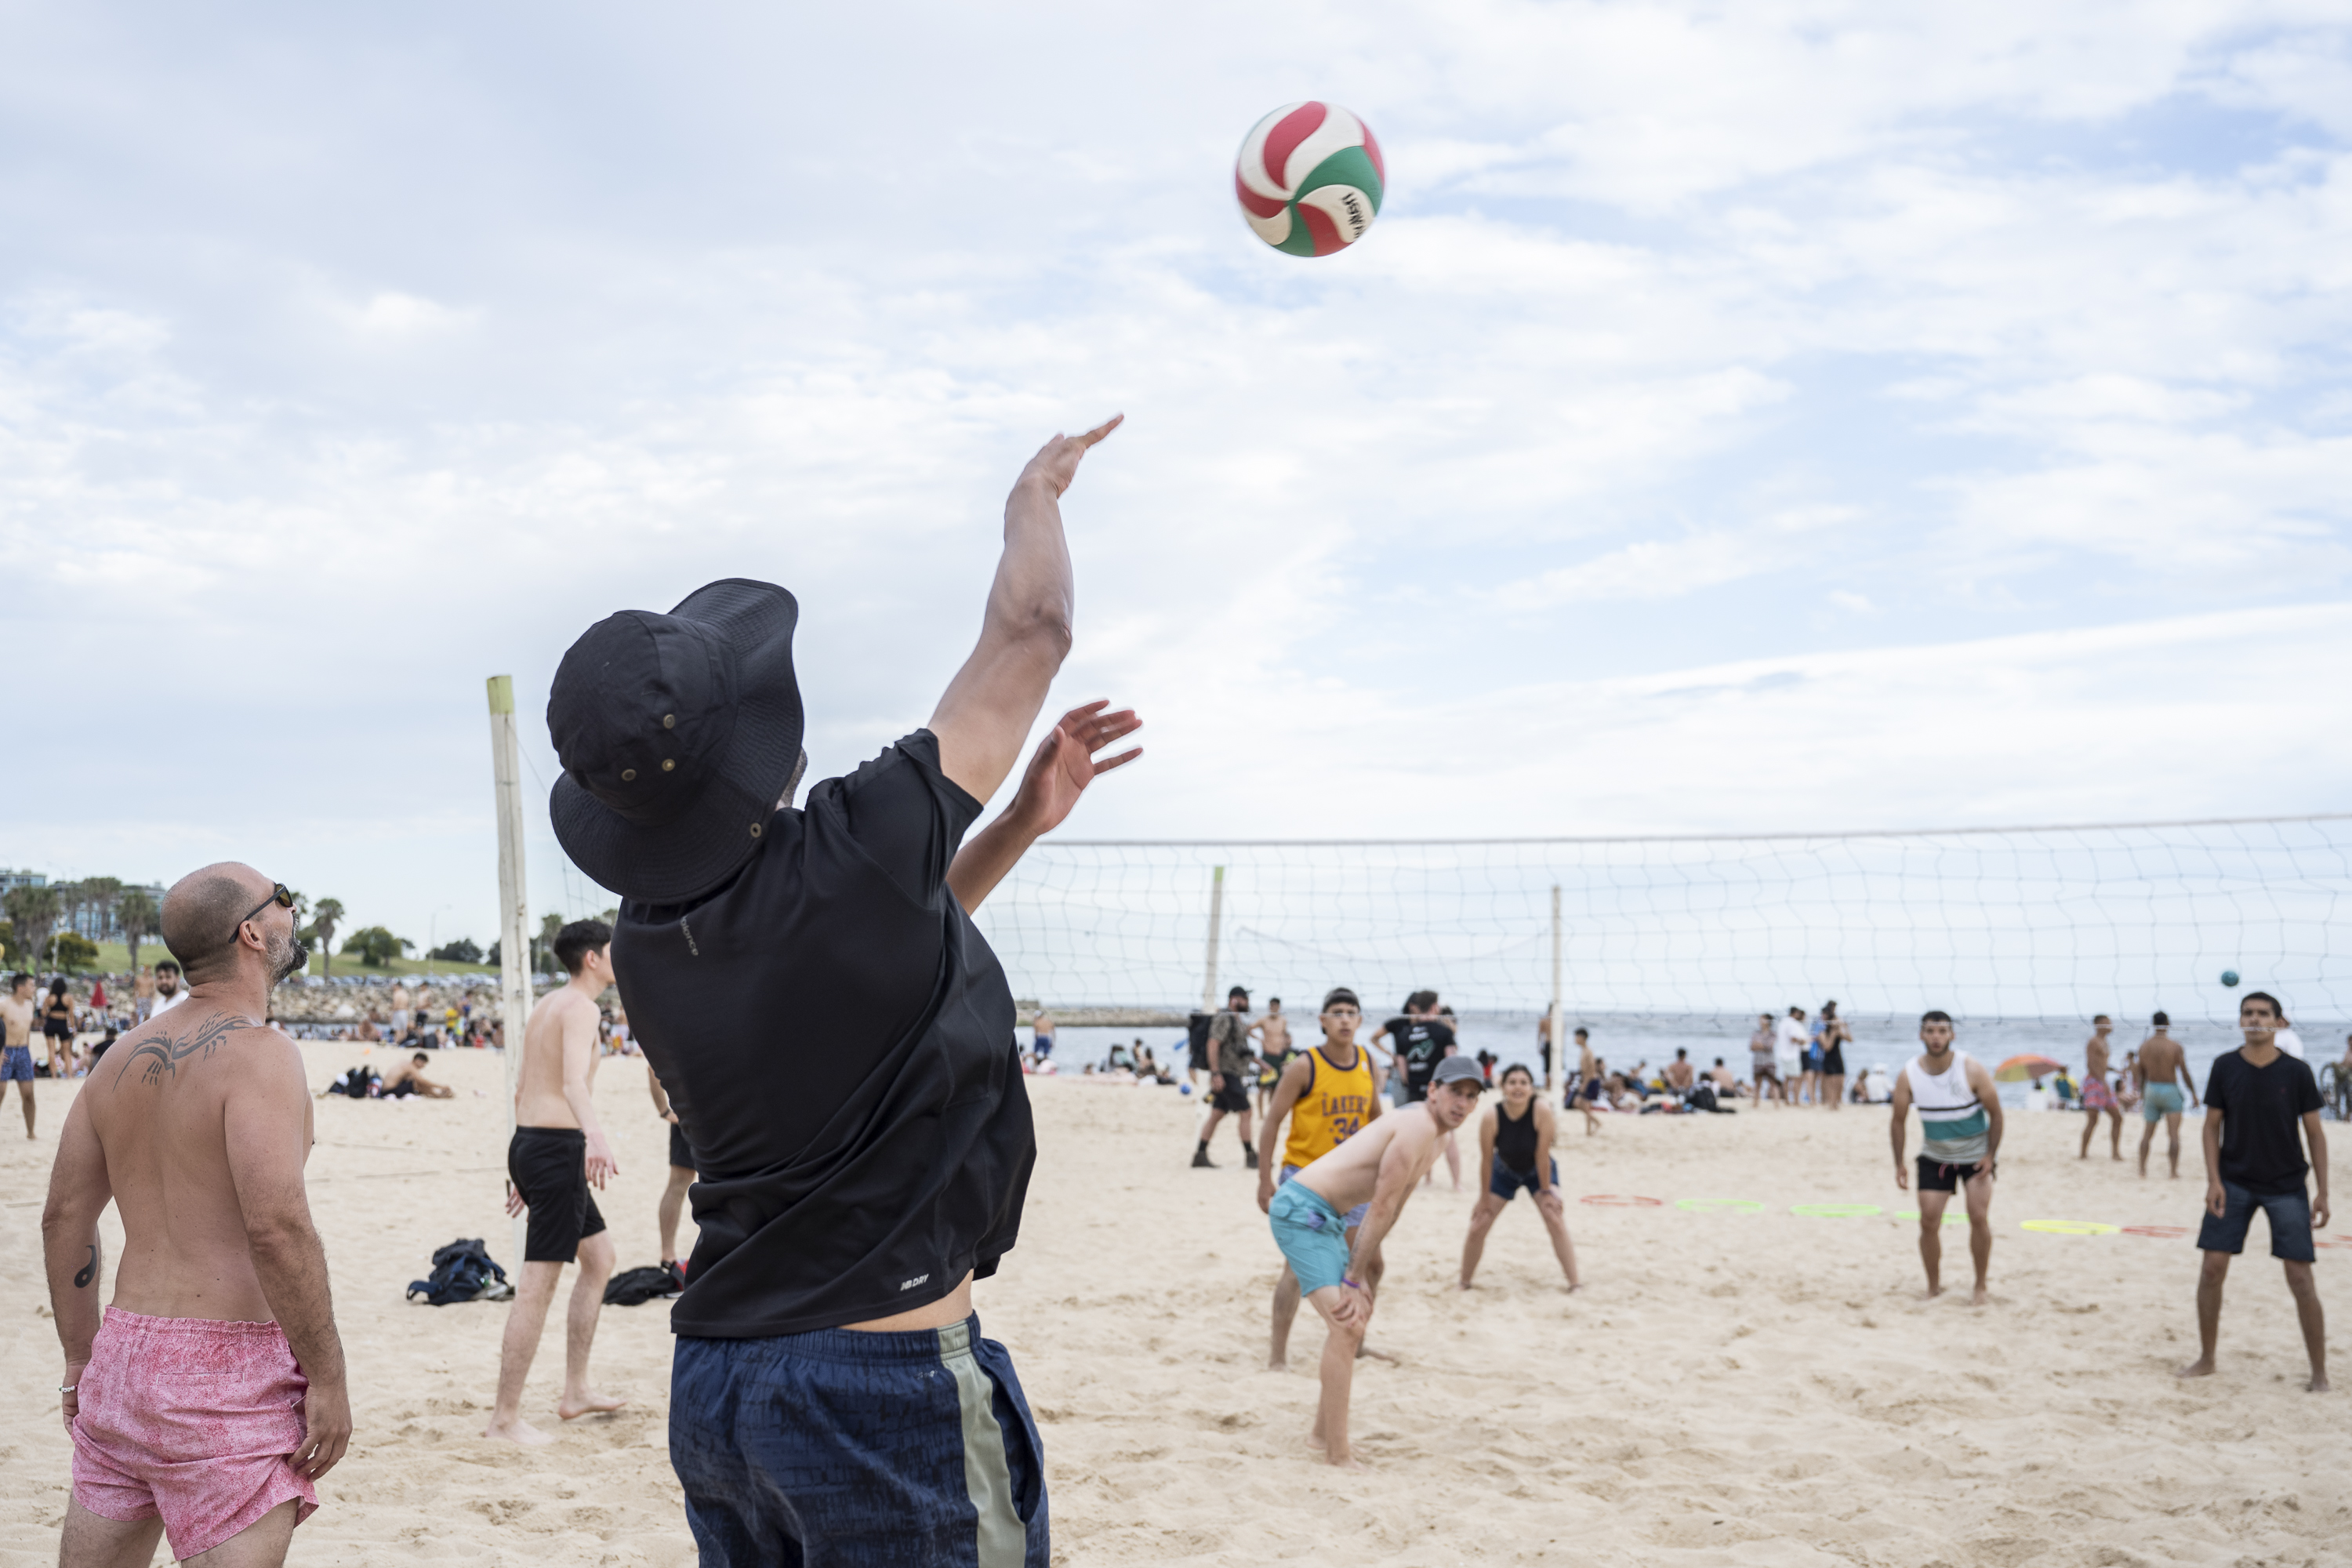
[{"xmin": 1030, "ymin": 1011, "xmax": 2347, "ymax": 1112}]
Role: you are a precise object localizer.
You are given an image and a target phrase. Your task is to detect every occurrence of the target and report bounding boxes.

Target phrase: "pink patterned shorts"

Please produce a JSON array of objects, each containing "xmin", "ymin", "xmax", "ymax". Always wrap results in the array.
[{"xmin": 71, "ymin": 1308, "xmax": 319, "ymax": 1558}]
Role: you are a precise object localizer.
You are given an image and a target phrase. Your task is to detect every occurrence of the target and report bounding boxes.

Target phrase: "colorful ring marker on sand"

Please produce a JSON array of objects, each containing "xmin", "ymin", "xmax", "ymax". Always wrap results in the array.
[
  {"xmin": 2020, "ymin": 1220, "xmax": 2120, "ymax": 1236},
  {"xmin": 1895, "ymin": 1210, "xmax": 1969, "ymax": 1225},
  {"xmin": 1790, "ymin": 1203, "xmax": 1882, "ymax": 1218},
  {"xmin": 2122, "ymin": 1225, "xmax": 2192, "ymax": 1240},
  {"xmin": 1580, "ymin": 1194, "xmax": 1664, "ymax": 1207},
  {"xmin": 1674, "ymin": 1199, "xmax": 1766, "ymax": 1213}
]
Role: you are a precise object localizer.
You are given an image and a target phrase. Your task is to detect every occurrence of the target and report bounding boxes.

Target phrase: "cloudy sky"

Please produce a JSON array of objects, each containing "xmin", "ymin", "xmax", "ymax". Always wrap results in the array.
[{"xmin": 5, "ymin": 2, "xmax": 2349, "ymax": 953}]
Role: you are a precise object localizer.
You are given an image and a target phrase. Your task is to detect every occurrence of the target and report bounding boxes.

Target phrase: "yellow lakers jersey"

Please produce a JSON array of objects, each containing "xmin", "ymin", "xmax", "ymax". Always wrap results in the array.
[{"xmin": 1283, "ymin": 1045, "xmax": 1377, "ymax": 1170}]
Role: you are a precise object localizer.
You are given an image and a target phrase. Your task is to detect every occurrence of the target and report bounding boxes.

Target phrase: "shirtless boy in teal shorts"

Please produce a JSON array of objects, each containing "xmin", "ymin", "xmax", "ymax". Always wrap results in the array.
[
  {"xmin": 1265, "ymin": 1054, "xmax": 1484, "ymax": 1468},
  {"xmin": 2138, "ymin": 1011, "xmax": 2200, "ymax": 1178}
]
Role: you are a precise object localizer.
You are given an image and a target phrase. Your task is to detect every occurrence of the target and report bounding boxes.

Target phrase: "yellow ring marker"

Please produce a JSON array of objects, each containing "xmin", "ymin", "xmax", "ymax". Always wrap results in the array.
[
  {"xmin": 1675, "ymin": 1199, "xmax": 1766, "ymax": 1213},
  {"xmin": 2020, "ymin": 1220, "xmax": 2120, "ymax": 1236},
  {"xmin": 1790, "ymin": 1203, "xmax": 1882, "ymax": 1218},
  {"xmin": 1894, "ymin": 1210, "xmax": 1969, "ymax": 1226}
]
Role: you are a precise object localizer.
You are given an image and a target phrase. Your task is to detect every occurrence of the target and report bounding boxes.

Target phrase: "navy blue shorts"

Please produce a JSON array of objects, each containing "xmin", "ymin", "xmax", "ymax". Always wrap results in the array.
[
  {"xmin": 2197, "ymin": 1181, "xmax": 2315, "ymax": 1264},
  {"xmin": 671, "ymin": 1314, "xmax": 1047, "ymax": 1567},
  {"xmin": 1, "ymin": 1045, "xmax": 32, "ymax": 1083},
  {"xmin": 1489, "ymin": 1155, "xmax": 1559, "ymax": 1201}
]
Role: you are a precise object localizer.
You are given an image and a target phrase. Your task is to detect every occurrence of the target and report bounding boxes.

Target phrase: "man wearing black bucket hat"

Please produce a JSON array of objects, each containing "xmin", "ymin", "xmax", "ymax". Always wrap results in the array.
[{"xmin": 548, "ymin": 416, "xmax": 1135, "ymax": 1568}]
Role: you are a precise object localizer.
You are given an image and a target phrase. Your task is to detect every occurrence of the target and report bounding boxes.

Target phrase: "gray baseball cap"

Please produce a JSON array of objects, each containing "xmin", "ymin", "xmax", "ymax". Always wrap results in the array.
[{"xmin": 1432, "ymin": 1056, "xmax": 1486, "ymax": 1090}]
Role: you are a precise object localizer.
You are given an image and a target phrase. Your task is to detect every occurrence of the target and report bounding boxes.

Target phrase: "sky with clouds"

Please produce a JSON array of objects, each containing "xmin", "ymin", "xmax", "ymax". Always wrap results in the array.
[{"xmin": 3, "ymin": 2, "xmax": 2349, "ymax": 953}]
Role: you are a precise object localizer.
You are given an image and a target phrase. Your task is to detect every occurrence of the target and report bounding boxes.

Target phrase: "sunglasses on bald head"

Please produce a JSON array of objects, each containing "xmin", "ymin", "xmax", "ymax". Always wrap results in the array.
[{"xmin": 232, "ymin": 883, "xmax": 296, "ymax": 940}]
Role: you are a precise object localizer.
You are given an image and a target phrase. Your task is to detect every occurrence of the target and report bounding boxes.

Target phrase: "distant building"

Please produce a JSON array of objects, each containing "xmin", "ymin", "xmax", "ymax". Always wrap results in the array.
[
  {"xmin": 0, "ymin": 869, "xmax": 46, "ymax": 895},
  {"xmin": 2, "ymin": 871, "xmax": 168, "ymax": 942}
]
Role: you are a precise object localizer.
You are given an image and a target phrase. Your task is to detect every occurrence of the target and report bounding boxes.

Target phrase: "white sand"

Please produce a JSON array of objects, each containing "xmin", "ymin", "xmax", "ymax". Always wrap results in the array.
[{"xmin": 3, "ymin": 1050, "xmax": 2346, "ymax": 1565}]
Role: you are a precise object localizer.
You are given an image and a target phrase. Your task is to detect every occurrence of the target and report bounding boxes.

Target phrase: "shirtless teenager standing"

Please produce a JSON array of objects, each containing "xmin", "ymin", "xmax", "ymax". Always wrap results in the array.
[
  {"xmin": 1265, "ymin": 1055, "xmax": 1485, "ymax": 1468},
  {"xmin": 2136, "ymin": 1011, "xmax": 2200, "ymax": 1178},
  {"xmin": 3, "ymin": 972, "xmax": 36, "ymax": 1137},
  {"xmin": 42, "ymin": 864, "xmax": 348, "ymax": 1566},
  {"xmin": 1890, "ymin": 1011, "xmax": 2004, "ymax": 1305},
  {"xmin": 1257, "ymin": 989, "xmax": 1385, "ymax": 1371},
  {"xmin": 2078, "ymin": 1014, "xmax": 2124, "ymax": 1161},
  {"xmin": 484, "ymin": 918, "xmax": 626, "ymax": 1444},
  {"xmin": 1250, "ymin": 997, "xmax": 1293, "ymax": 1119}
]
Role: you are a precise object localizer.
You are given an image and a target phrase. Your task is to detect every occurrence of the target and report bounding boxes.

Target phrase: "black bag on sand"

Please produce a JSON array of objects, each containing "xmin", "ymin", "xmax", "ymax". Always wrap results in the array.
[
  {"xmin": 405, "ymin": 1238, "xmax": 514, "ymax": 1305},
  {"xmin": 604, "ymin": 1265, "xmax": 685, "ymax": 1307}
]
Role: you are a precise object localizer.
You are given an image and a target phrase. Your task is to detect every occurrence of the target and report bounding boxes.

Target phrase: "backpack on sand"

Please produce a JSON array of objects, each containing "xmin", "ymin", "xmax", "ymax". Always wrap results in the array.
[
  {"xmin": 603, "ymin": 1264, "xmax": 684, "ymax": 1307},
  {"xmin": 405, "ymin": 1238, "xmax": 514, "ymax": 1305}
]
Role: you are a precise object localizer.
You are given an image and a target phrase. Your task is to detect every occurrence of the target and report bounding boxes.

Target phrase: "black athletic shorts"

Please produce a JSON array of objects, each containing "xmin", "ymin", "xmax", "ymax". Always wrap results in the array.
[
  {"xmin": 1210, "ymin": 1077, "xmax": 1251, "ymax": 1113},
  {"xmin": 509, "ymin": 1125, "xmax": 607, "ymax": 1263},
  {"xmin": 669, "ymin": 1119, "xmax": 695, "ymax": 1173},
  {"xmin": 1915, "ymin": 1155, "xmax": 1988, "ymax": 1192}
]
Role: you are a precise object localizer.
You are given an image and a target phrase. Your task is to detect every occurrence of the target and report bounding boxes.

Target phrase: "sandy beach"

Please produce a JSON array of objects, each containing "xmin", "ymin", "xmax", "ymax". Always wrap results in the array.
[{"xmin": 4, "ymin": 1047, "xmax": 2346, "ymax": 1566}]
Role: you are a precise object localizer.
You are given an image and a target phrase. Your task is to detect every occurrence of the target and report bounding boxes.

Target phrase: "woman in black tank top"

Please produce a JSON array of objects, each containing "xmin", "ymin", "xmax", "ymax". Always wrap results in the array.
[{"xmin": 1460, "ymin": 1064, "xmax": 1581, "ymax": 1293}]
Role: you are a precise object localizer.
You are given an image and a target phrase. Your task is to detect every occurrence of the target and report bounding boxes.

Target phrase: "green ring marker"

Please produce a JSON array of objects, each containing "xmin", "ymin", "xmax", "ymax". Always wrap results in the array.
[
  {"xmin": 1675, "ymin": 1199, "xmax": 1766, "ymax": 1213},
  {"xmin": 1790, "ymin": 1203, "xmax": 1882, "ymax": 1218},
  {"xmin": 2020, "ymin": 1220, "xmax": 2119, "ymax": 1236},
  {"xmin": 1894, "ymin": 1210, "xmax": 1969, "ymax": 1226}
]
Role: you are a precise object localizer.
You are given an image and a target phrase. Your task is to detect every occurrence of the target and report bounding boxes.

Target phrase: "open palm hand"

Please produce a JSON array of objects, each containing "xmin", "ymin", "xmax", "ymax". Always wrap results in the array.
[{"xmin": 1012, "ymin": 700, "xmax": 1142, "ymax": 837}]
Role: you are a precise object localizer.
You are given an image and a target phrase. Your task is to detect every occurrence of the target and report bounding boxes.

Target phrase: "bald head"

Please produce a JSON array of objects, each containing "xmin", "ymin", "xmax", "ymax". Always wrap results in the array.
[{"xmin": 161, "ymin": 862, "xmax": 271, "ymax": 985}]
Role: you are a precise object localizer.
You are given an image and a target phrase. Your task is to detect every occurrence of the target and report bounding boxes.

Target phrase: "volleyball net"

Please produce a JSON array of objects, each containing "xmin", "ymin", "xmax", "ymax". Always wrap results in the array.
[{"xmin": 972, "ymin": 815, "xmax": 2352, "ymax": 1031}]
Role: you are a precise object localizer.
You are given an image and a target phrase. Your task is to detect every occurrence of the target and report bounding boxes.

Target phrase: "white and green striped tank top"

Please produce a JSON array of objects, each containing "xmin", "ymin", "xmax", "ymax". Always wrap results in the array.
[{"xmin": 1905, "ymin": 1051, "xmax": 1989, "ymax": 1163}]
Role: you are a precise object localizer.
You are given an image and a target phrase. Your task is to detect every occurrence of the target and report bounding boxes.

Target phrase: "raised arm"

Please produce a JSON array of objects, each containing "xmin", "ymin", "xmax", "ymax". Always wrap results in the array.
[
  {"xmin": 947, "ymin": 700, "xmax": 1142, "ymax": 914},
  {"xmin": 928, "ymin": 417, "xmax": 1123, "ymax": 806},
  {"xmin": 40, "ymin": 1093, "xmax": 111, "ymax": 1432},
  {"xmin": 227, "ymin": 1035, "xmax": 350, "ymax": 1480}
]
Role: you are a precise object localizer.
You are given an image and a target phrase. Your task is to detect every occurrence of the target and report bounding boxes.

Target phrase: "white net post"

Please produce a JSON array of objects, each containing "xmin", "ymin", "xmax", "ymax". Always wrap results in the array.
[
  {"xmin": 1201, "ymin": 865, "xmax": 1225, "ymax": 1011},
  {"xmin": 485, "ymin": 676, "xmax": 532, "ymax": 1267},
  {"xmin": 1548, "ymin": 884, "xmax": 1563, "ymax": 1091}
]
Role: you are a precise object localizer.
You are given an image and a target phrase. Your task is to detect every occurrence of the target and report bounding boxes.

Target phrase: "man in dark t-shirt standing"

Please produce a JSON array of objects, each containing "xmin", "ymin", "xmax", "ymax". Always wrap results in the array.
[
  {"xmin": 546, "ymin": 418, "xmax": 1140, "ymax": 1566},
  {"xmin": 1369, "ymin": 989, "xmax": 1461, "ymax": 1189},
  {"xmin": 2180, "ymin": 991, "xmax": 2329, "ymax": 1392}
]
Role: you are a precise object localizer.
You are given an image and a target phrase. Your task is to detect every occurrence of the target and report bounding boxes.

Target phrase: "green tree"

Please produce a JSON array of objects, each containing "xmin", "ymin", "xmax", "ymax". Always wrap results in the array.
[
  {"xmin": 78, "ymin": 877, "xmax": 124, "ymax": 950},
  {"xmin": 307, "ymin": 898, "xmax": 345, "ymax": 977},
  {"xmin": 4, "ymin": 884, "xmax": 59, "ymax": 971},
  {"xmin": 535, "ymin": 912, "xmax": 565, "ymax": 975},
  {"xmin": 427, "ymin": 937, "xmax": 483, "ymax": 964},
  {"xmin": 45, "ymin": 931, "xmax": 100, "ymax": 972},
  {"xmin": 115, "ymin": 888, "xmax": 159, "ymax": 973},
  {"xmin": 341, "ymin": 926, "xmax": 412, "ymax": 967}
]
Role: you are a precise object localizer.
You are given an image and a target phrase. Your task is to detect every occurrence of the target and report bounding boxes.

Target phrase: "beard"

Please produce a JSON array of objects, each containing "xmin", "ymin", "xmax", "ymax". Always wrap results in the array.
[{"xmin": 267, "ymin": 927, "xmax": 311, "ymax": 985}]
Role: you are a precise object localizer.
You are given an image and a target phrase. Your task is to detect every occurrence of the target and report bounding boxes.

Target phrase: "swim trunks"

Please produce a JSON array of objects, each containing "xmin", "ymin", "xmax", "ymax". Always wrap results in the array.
[
  {"xmin": 71, "ymin": 1308, "xmax": 318, "ymax": 1559},
  {"xmin": 671, "ymin": 1314, "xmax": 1047, "ymax": 1566},
  {"xmin": 2142, "ymin": 1083, "xmax": 2186, "ymax": 1122},
  {"xmin": 1269, "ymin": 1180, "xmax": 1353, "ymax": 1295},
  {"xmin": 1915, "ymin": 1155, "xmax": 1989, "ymax": 1192},
  {"xmin": 1279, "ymin": 1162, "xmax": 1369, "ymax": 1229},
  {"xmin": 2196, "ymin": 1179, "xmax": 2315, "ymax": 1262},
  {"xmin": 2081, "ymin": 1078, "xmax": 2116, "ymax": 1113},
  {"xmin": 507, "ymin": 1125, "xmax": 608, "ymax": 1263},
  {"xmin": 1488, "ymin": 1155, "xmax": 1560, "ymax": 1202},
  {"xmin": 669, "ymin": 1119, "xmax": 695, "ymax": 1172},
  {"xmin": 1, "ymin": 1044, "xmax": 31, "ymax": 1081}
]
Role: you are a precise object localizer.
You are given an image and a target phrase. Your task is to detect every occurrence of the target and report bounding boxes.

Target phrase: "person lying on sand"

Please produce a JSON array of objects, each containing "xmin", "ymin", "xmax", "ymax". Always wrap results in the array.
[{"xmin": 1264, "ymin": 1054, "xmax": 1484, "ymax": 1468}]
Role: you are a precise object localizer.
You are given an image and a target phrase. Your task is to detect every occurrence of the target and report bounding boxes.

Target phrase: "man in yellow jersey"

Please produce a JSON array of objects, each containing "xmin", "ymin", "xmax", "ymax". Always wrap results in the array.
[{"xmin": 1256, "ymin": 989, "xmax": 1385, "ymax": 1371}]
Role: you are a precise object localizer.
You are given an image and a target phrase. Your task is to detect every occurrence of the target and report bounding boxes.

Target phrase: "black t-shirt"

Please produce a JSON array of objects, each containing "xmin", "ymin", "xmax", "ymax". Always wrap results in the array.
[
  {"xmin": 613, "ymin": 730, "xmax": 1033, "ymax": 1338},
  {"xmin": 2204, "ymin": 1049, "xmax": 2324, "ymax": 1196},
  {"xmin": 1385, "ymin": 1016, "xmax": 1457, "ymax": 1100}
]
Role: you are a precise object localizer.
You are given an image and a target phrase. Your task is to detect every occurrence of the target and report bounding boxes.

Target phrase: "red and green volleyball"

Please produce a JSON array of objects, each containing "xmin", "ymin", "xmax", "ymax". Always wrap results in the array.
[{"xmin": 1234, "ymin": 101, "xmax": 1385, "ymax": 257}]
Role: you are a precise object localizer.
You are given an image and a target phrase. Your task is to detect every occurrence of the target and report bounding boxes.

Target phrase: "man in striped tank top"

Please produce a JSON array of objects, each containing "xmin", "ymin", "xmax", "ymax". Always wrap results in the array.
[{"xmin": 1889, "ymin": 1011, "xmax": 2005, "ymax": 1304}]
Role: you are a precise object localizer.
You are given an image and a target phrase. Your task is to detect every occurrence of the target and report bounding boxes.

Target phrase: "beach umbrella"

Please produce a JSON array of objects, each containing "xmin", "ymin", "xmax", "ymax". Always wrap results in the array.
[{"xmin": 1994, "ymin": 1054, "xmax": 2065, "ymax": 1083}]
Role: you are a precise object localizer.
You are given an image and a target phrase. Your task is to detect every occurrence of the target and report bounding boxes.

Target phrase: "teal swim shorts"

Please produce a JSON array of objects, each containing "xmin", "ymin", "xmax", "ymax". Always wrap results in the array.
[
  {"xmin": 1269, "ymin": 1179, "xmax": 1353, "ymax": 1296},
  {"xmin": 2143, "ymin": 1083, "xmax": 2186, "ymax": 1122}
]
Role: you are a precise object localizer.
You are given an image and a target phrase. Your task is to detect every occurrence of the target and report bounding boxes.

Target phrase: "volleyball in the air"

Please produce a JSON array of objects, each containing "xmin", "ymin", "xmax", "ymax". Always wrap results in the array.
[
  {"xmin": 2221, "ymin": 969, "xmax": 2241, "ymax": 987},
  {"xmin": 1234, "ymin": 101, "xmax": 1385, "ymax": 257}
]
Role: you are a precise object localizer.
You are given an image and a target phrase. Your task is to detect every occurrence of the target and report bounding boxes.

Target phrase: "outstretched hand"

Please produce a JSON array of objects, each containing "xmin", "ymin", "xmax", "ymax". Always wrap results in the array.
[
  {"xmin": 1018, "ymin": 416, "xmax": 1123, "ymax": 499},
  {"xmin": 1009, "ymin": 700, "xmax": 1143, "ymax": 837}
]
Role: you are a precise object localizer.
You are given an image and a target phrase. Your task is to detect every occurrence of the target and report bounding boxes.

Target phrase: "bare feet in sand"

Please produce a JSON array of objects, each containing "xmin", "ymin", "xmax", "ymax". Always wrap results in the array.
[
  {"xmin": 559, "ymin": 1391, "xmax": 627, "ymax": 1420},
  {"xmin": 1922, "ymin": 1284, "xmax": 1944, "ymax": 1301},
  {"xmin": 1356, "ymin": 1341, "xmax": 1397, "ymax": 1363},
  {"xmin": 1969, "ymin": 1287, "xmax": 1990, "ymax": 1306},
  {"xmin": 482, "ymin": 1414, "xmax": 556, "ymax": 1446},
  {"xmin": 1267, "ymin": 1355, "xmax": 1287, "ymax": 1373},
  {"xmin": 2176, "ymin": 1357, "xmax": 2216, "ymax": 1380},
  {"xmin": 2308, "ymin": 1374, "xmax": 2332, "ymax": 1392}
]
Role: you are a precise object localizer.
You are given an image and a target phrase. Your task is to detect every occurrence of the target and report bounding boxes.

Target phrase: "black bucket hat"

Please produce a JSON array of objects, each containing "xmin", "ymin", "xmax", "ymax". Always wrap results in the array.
[{"xmin": 547, "ymin": 579, "xmax": 802, "ymax": 904}]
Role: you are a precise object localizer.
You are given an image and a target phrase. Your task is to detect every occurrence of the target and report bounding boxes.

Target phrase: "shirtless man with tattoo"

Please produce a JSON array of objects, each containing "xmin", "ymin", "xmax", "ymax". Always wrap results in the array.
[{"xmin": 41, "ymin": 863, "xmax": 349, "ymax": 1566}]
